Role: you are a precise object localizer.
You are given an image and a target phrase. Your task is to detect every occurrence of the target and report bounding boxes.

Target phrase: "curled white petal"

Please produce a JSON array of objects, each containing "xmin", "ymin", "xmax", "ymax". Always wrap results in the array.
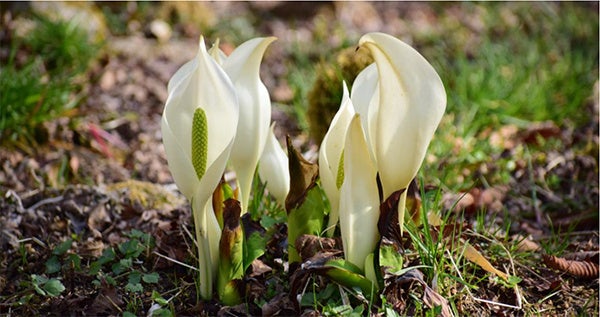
[{"xmin": 359, "ymin": 32, "xmax": 446, "ymax": 200}]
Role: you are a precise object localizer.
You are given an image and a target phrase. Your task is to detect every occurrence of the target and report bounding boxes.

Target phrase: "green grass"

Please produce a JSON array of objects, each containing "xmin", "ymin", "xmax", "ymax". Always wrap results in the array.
[
  {"xmin": 0, "ymin": 14, "xmax": 100, "ymax": 145},
  {"xmin": 421, "ymin": 2, "xmax": 598, "ymax": 190}
]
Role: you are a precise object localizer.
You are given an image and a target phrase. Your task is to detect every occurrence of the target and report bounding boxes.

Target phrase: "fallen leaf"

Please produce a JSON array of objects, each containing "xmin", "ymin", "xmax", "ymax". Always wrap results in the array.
[
  {"xmin": 463, "ymin": 241, "xmax": 508, "ymax": 281},
  {"xmin": 384, "ymin": 268, "xmax": 452, "ymax": 317},
  {"xmin": 512, "ymin": 235, "xmax": 541, "ymax": 252},
  {"xmin": 295, "ymin": 234, "xmax": 342, "ymax": 261},
  {"xmin": 543, "ymin": 254, "xmax": 599, "ymax": 279},
  {"xmin": 87, "ymin": 200, "xmax": 111, "ymax": 238},
  {"xmin": 519, "ymin": 121, "xmax": 561, "ymax": 145},
  {"xmin": 262, "ymin": 293, "xmax": 297, "ymax": 317},
  {"xmin": 250, "ymin": 259, "xmax": 272, "ymax": 277}
]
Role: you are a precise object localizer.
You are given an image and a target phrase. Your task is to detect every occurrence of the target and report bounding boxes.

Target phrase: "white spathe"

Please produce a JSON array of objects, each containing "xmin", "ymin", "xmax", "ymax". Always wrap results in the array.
[
  {"xmin": 319, "ymin": 82, "xmax": 356, "ymax": 236},
  {"xmin": 258, "ymin": 123, "xmax": 290, "ymax": 206},
  {"xmin": 223, "ymin": 37, "xmax": 277, "ymax": 214},
  {"xmin": 358, "ymin": 32, "xmax": 446, "ymax": 201},
  {"xmin": 338, "ymin": 114, "xmax": 380, "ymax": 270},
  {"xmin": 358, "ymin": 32, "xmax": 446, "ymax": 232}
]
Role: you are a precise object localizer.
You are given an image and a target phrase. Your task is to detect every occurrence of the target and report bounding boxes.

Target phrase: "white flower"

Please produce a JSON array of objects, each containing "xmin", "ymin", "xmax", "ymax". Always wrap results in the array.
[
  {"xmin": 161, "ymin": 36, "xmax": 239, "ymax": 299},
  {"xmin": 358, "ymin": 32, "xmax": 446, "ymax": 200},
  {"xmin": 358, "ymin": 32, "xmax": 446, "ymax": 231}
]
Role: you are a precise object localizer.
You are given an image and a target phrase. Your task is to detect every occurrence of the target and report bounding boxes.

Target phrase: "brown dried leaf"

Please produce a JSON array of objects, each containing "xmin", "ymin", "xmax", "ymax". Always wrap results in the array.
[
  {"xmin": 250, "ymin": 259, "xmax": 272, "ymax": 277},
  {"xmin": 543, "ymin": 254, "xmax": 599, "ymax": 279},
  {"xmin": 562, "ymin": 251, "xmax": 600, "ymax": 262},
  {"xmin": 512, "ymin": 234, "xmax": 541, "ymax": 252},
  {"xmin": 285, "ymin": 135, "xmax": 319, "ymax": 212},
  {"xmin": 384, "ymin": 269, "xmax": 452, "ymax": 317},
  {"xmin": 489, "ymin": 124, "xmax": 519, "ymax": 150},
  {"xmin": 378, "ymin": 188, "xmax": 404, "ymax": 246},
  {"xmin": 89, "ymin": 277, "xmax": 123, "ymax": 316},
  {"xmin": 406, "ymin": 179, "xmax": 422, "ymax": 225},
  {"xmin": 443, "ymin": 186, "xmax": 507, "ymax": 215},
  {"xmin": 87, "ymin": 201, "xmax": 111, "ymax": 238},
  {"xmin": 519, "ymin": 121, "xmax": 561, "ymax": 145},
  {"xmin": 295, "ymin": 234, "xmax": 342, "ymax": 261},
  {"xmin": 262, "ymin": 293, "xmax": 297, "ymax": 317}
]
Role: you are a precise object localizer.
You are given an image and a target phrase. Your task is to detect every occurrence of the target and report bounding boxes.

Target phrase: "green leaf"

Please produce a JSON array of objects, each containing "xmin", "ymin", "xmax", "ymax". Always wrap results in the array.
[
  {"xmin": 287, "ymin": 185, "xmax": 326, "ymax": 263},
  {"xmin": 128, "ymin": 270, "xmax": 141, "ymax": 284},
  {"xmin": 379, "ymin": 244, "xmax": 404, "ymax": 274},
  {"xmin": 151, "ymin": 290, "xmax": 169, "ymax": 306},
  {"xmin": 143, "ymin": 272, "xmax": 160, "ymax": 284},
  {"xmin": 43, "ymin": 278, "xmax": 65, "ymax": 297},
  {"xmin": 119, "ymin": 239, "xmax": 143, "ymax": 258},
  {"xmin": 243, "ymin": 231, "xmax": 266, "ymax": 271},
  {"xmin": 192, "ymin": 107, "xmax": 208, "ymax": 180},
  {"xmin": 67, "ymin": 253, "xmax": 82, "ymax": 271},
  {"xmin": 259, "ymin": 214, "xmax": 278, "ymax": 228},
  {"xmin": 123, "ymin": 311, "xmax": 137, "ymax": 317},
  {"xmin": 322, "ymin": 259, "xmax": 377, "ymax": 296},
  {"xmin": 45, "ymin": 255, "xmax": 61, "ymax": 274},
  {"xmin": 89, "ymin": 247, "xmax": 116, "ymax": 275},
  {"xmin": 105, "ymin": 275, "xmax": 116, "ymax": 286},
  {"xmin": 17, "ymin": 294, "xmax": 34, "ymax": 305},
  {"xmin": 112, "ymin": 258, "xmax": 132, "ymax": 275},
  {"xmin": 89, "ymin": 262, "xmax": 102, "ymax": 276},
  {"xmin": 52, "ymin": 238, "xmax": 73, "ymax": 255},
  {"xmin": 126, "ymin": 229, "xmax": 145, "ymax": 240},
  {"xmin": 99, "ymin": 247, "xmax": 116, "ymax": 264},
  {"xmin": 31, "ymin": 274, "xmax": 48, "ymax": 296},
  {"xmin": 125, "ymin": 282, "xmax": 144, "ymax": 293}
]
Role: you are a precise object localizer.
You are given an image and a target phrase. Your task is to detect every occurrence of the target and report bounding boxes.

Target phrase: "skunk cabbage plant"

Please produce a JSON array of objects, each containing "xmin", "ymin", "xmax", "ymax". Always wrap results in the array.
[
  {"xmin": 161, "ymin": 36, "xmax": 238, "ymax": 299},
  {"xmin": 320, "ymin": 32, "xmax": 446, "ymax": 270},
  {"xmin": 161, "ymin": 36, "xmax": 276, "ymax": 300}
]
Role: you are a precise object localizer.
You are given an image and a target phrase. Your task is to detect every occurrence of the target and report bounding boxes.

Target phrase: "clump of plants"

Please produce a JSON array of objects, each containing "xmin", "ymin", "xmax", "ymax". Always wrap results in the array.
[
  {"xmin": 0, "ymin": 13, "xmax": 100, "ymax": 145},
  {"xmin": 306, "ymin": 46, "xmax": 373, "ymax": 144},
  {"xmin": 161, "ymin": 32, "xmax": 517, "ymax": 315}
]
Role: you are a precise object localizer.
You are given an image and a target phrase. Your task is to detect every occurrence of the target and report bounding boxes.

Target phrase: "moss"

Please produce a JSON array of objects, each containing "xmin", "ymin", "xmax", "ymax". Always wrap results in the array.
[
  {"xmin": 106, "ymin": 180, "xmax": 184, "ymax": 211},
  {"xmin": 306, "ymin": 47, "xmax": 373, "ymax": 144}
]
